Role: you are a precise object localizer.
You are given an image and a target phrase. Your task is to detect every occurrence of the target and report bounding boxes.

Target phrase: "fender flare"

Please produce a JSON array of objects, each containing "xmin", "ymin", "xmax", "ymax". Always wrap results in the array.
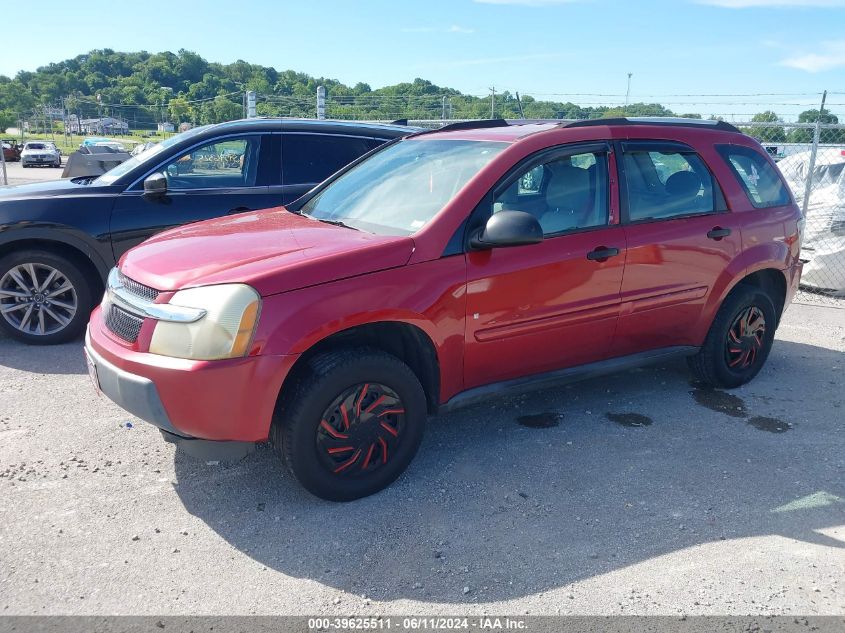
[{"xmin": 0, "ymin": 227, "xmax": 111, "ymax": 281}]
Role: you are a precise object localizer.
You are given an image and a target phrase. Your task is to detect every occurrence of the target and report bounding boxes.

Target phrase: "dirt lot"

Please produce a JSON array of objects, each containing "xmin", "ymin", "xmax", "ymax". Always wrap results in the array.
[{"xmin": 0, "ymin": 301, "xmax": 843, "ymax": 615}]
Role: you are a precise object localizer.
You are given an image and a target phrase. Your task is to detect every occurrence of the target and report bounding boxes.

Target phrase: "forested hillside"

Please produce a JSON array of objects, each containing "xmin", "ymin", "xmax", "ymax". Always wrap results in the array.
[{"xmin": 0, "ymin": 49, "xmax": 687, "ymax": 130}]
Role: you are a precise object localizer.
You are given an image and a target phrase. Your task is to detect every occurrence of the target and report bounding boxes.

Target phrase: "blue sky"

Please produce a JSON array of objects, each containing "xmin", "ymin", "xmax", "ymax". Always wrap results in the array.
[{"xmin": 3, "ymin": 0, "xmax": 844, "ymax": 120}]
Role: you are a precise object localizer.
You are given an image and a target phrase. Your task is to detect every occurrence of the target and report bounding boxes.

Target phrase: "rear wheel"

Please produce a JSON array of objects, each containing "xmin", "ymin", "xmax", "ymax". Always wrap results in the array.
[
  {"xmin": 271, "ymin": 348, "xmax": 427, "ymax": 501},
  {"xmin": 687, "ymin": 286, "xmax": 776, "ymax": 388},
  {"xmin": 0, "ymin": 250, "xmax": 93, "ymax": 344}
]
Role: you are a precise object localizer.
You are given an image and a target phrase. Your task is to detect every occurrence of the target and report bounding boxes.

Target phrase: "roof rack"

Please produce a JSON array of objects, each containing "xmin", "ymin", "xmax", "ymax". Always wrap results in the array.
[
  {"xmin": 408, "ymin": 118, "xmax": 510, "ymax": 138},
  {"xmin": 564, "ymin": 117, "xmax": 741, "ymax": 133}
]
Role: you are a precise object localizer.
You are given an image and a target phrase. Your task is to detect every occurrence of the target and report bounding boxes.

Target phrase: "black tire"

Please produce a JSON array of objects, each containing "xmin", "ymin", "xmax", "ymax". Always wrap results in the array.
[
  {"xmin": 687, "ymin": 286, "xmax": 777, "ymax": 388},
  {"xmin": 0, "ymin": 249, "xmax": 94, "ymax": 345},
  {"xmin": 271, "ymin": 348, "xmax": 427, "ymax": 501}
]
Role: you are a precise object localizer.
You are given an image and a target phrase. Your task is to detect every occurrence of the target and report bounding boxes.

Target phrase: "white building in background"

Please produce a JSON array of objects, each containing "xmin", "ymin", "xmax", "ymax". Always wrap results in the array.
[
  {"xmin": 157, "ymin": 122, "xmax": 175, "ymax": 133},
  {"xmin": 66, "ymin": 115, "xmax": 129, "ymax": 135}
]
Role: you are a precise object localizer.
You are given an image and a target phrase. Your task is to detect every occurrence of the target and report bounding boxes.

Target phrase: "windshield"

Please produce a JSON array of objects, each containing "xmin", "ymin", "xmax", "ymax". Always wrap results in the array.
[
  {"xmin": 93, "ymin": 125, "xmax": 211, "ymax": 185},
  {"xmin": 25, "ymin": 143, "xmax": 46, "ymax": 150},
  {"xmin": 300, "ymin": 139, "xmax": 505, "ymax": 235}
]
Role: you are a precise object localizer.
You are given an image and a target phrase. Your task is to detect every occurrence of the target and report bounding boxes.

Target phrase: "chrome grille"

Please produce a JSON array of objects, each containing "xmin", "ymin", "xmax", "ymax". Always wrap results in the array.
[
  {"xmin": 118, "ymin": 271, "xmax": 160, "ymax": 302},
  {"xmin": 105, "ymin": 304, "xmax": 144, "ymax": 343}
]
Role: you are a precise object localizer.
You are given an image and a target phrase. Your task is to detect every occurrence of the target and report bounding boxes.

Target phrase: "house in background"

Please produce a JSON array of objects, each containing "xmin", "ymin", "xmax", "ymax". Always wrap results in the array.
[
  {"xmin": 66, "ymin": 115, "xmax": 129, "ymax": 135},
  {"xmin": 157, "ymin": 121, "xmax": 175, "ymax": 133}
]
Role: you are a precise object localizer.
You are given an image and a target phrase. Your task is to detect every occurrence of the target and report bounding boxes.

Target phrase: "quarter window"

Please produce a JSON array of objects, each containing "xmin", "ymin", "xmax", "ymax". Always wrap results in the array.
[
  {"xmin": 716, "ymin": 145, "xmax": 791, "ymax": 208},
  {"xmin": 622, "ymin": 148, "xmax": 716, "ymax": 222},
  {"xmin": 283, "ymin": 134, "xmax": 384, "ymax": 185},
  {"xmin": 162, "ymin": 137, "xmax": 260, "ymax": 190},
  {"xmin": 493, "ymin": 150, "xmax": 608, "ymax": 237}
]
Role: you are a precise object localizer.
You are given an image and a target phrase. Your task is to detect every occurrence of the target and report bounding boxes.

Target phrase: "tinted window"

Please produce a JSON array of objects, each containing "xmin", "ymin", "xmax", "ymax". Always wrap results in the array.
[
  {"xmin": 161, "ymin": 137, "xmax": 260, "ymax": 190},
  {"xmin": 622, "ymin": 148, "xmax": 715, "ymax": 221},
  {"xmin": 283, "ymin": 134, "xmax": 384, "ymax": 185},
  {"xmin": 493, "ymin": 150, "xmax": 608, "ymax": 236},
  {"xmin": 717, "ymin": 145, "xmax": 791, "ymax": 208}
]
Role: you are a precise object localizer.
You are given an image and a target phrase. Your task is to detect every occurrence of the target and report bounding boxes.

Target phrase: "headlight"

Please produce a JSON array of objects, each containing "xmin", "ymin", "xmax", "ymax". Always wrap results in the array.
[{"xmin": 149, "ymin": 284, "xmax": 261, "ymax": 360}]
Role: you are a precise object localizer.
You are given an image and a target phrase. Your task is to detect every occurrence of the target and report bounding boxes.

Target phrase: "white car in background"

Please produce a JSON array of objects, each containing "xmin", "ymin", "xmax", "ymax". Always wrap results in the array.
[
  {"xmin": 20, "ymin": 141, "xmax": 62, "ymax": 168},
  {"xmin": 777, "ymin": 149, "xmax": 845, "ymax": 295}
]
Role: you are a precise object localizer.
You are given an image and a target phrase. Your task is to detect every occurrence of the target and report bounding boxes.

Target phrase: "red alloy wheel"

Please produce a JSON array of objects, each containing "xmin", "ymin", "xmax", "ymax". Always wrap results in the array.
[
  {"xmin": 315, "ymin": 383, "xmax": 406, "ymax": 477},
  {"xmin": 725, "ymin": 306, "xmax": 766, "ymax": 371}
]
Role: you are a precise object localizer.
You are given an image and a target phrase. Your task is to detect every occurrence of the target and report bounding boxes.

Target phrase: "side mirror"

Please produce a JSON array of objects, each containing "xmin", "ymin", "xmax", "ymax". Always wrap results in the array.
[
  {"xmin": 470, "ymin": 210, "xmax": 544, "ymax": 250},
  {"xmin": 144, "ymin": 172, "xmax": 167, "ymax": 196}
]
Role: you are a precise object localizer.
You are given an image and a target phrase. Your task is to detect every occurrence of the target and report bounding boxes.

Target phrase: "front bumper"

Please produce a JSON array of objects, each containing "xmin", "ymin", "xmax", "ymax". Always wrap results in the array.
[{"xmin": 86, "ymin": 306, "xmax": 299, "ymax": 444}]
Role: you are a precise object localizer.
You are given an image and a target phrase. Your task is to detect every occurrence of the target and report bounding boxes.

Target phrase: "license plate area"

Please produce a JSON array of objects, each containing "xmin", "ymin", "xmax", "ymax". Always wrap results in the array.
[{"xmin": 84, "ymin": 349, "xmax": 101, "ymax": 394}]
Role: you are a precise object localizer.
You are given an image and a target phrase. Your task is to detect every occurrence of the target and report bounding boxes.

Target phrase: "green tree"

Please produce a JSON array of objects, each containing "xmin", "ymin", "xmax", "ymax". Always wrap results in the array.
[{"xmin": 745, "ymin": 111, "xmax": 786, "ymax": 143}]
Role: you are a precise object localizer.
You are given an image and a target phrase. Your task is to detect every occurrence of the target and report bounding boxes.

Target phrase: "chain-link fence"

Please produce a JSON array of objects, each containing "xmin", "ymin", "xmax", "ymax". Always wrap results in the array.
[{"xmin": 739, "ymin": 122, "xmax": 845, "ymax": 304}]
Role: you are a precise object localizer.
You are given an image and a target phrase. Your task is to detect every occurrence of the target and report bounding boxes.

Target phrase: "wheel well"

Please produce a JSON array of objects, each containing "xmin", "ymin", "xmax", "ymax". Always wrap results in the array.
[
  {"xmin": 282, "ymin": 322, "xmax": 441, "ymax": 414},
  {"xmin": 0, "ymin": 239, "xmax": 105, "ymax": 303},
  {"xmin": 736, "ymin": 268, "xmax": 787, "ymax": 325}
]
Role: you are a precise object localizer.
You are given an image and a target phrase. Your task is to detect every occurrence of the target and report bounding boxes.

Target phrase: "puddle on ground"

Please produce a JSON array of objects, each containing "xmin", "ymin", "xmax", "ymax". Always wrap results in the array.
[
  {"xmin": 606, "ymin": 412, "xmax": 653, "ymax": 427},
  {"xmin": 689, "ymin": 384, "xmax": 747, "ymax": 418},
  {"xmin": 517, "ymin": 412, "xmax": 563, "ymax": 428},
  {"xmin": 747, "ymin": 416, "xmax": 791, "ymax": 433}
]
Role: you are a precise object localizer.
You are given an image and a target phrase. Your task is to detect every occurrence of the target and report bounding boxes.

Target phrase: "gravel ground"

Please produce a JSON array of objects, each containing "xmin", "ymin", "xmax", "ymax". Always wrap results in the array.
[{"xmin": 0, "ymin": 302, "xmax": 843, "ymax": 616}]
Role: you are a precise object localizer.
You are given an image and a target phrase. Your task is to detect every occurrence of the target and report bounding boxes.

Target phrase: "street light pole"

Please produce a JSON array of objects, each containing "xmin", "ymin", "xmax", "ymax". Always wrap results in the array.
[{"xmin": 625, "ymin": 73, "xmax": 633, "ymax": 109}]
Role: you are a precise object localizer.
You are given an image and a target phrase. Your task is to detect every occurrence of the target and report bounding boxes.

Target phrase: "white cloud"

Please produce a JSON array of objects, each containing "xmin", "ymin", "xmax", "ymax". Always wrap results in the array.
[
  {"xmin": 401, "ymin": 24, "xmax": 475, "ymax": 33},
  {"xmin": 474, "ymin": 0, "xmax": 584, "ymax": 6},
  {"xmin": 699, "ymin": 0, "xmax": 845, "ymax": 7},
  {"xmin": 780, "ymin": 40, "xmax": 845, "ymax": 72}
]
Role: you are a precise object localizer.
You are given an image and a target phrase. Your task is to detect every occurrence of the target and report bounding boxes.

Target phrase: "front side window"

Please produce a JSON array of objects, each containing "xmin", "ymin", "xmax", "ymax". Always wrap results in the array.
[
  {"xmin": 283, "ymin": 134, "xmax": 384, "ymax": 185},
  {"xmin": 717, "ymin": 144, "xmax": 791, "ymax": 208},
  {"xmin": 622, "ymin": 147, "xmax": 716, "ymax": 221},
  {"xmin": 299, "ymin": 139, "xmax": 506, "ymax": 235},
  {"xmin": 493, "ymin": 150, "xmax": 608, "ymax": 236},
  {"xmin": 161, "ymin": 137, "xmax": 260, "ymax": 190}
]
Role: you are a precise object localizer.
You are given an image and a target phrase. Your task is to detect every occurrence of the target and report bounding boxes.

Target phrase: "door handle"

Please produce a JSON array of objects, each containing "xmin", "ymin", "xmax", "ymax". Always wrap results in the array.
[
  {"xmin": 227, "ymin": 207, "xmax": 252, "ymax": 215},
  {"xmin": 586, "ymin": 246, "xmax": 621, "ymax": 261},
  {"xmin": 707, "ymin": 227, "xmax": 732, "ymax": 240}
]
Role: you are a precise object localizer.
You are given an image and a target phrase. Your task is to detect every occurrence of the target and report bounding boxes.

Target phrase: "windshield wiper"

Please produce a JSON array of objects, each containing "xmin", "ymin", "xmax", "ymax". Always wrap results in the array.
[{"xmin": 314, "ymin": 217, "xmax": 359, "ymax": 231}]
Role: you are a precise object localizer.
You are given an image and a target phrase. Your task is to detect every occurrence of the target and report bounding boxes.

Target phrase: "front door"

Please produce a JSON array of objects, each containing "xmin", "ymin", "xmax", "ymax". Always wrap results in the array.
[
  {"xmin": 110, "ymin": 133, "xmax": 281, "ymax": 259},
  {"xmin": 464, "ymin": 144, "xmax": 626, "ymax": 389}
]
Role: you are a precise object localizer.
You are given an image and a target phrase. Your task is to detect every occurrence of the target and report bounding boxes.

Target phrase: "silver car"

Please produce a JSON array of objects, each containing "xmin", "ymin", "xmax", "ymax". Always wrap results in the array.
[{"xmin": 21, "ymin": 141, "xmax": 62, "ymax": 168}]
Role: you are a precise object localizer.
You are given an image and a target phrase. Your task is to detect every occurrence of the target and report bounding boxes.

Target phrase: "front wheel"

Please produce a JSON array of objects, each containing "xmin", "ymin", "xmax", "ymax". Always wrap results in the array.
[
  {"xmin": 687, "ymin": 286, "xmax": 777, "ymax": 388},
  {"xmin": 272, "ymin": 348, "xmax": 427, "ymax": 501},
  {"xmin": 0, "ymin": 250, "xmax": 93, "ymax": 344}
]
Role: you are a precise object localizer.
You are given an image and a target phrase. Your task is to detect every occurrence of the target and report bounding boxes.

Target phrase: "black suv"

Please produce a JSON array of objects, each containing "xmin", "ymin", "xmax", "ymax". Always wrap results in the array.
[{"xmin": 0, "ymin": 119, "xmax": 413, "ymax": 344}]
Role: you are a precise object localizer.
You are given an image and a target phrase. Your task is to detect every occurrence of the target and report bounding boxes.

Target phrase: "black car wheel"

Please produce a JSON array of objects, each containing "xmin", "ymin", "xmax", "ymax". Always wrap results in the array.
[
  {"xmin": 272, "ymin": 348, "xmax": 427, "ymax": 501},
  {"xmin": 0, "ymin": 250, "xmax": 93, "ymax": 344},
  {"xmin": 687, "ymin": 286, "xmax": 777, "ymax": 388}
]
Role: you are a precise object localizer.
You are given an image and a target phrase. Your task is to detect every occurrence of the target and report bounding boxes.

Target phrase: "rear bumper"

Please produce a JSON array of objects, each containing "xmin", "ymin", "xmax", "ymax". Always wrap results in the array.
[
  {"xmin": 784, "ymin": 260, "xmax": 803, "ymax": 309},
  {"xmin": 86, "ymin": 307, "xmax": 299, "ymax": 443}
]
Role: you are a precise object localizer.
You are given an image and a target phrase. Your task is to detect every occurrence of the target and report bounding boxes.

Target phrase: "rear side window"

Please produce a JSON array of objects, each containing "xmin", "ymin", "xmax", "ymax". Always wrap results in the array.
[
  {"xmin": 621, "ymin": 145, "xmax": 716, "ymax": 222},
  {"xmin": 716, "ymin": 145, "xmax": 791, "ymax": 208},
  {"xmin": 283, "ymin": 134, "xmax": 384, "ymax": 185}
]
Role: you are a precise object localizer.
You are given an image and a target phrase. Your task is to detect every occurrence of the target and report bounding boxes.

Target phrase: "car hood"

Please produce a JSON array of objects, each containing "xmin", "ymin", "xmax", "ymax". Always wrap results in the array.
[
  {"xmin": 0, "ymin": 178, "xmax": 108, "ymax": 200},
  {"xmin": 119, "ymin": 208, "xmax": 416, "ymax": 297}
]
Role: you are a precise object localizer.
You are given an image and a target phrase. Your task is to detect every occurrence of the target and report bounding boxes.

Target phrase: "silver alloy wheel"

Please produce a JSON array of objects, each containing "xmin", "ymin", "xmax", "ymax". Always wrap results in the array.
[{"xmin": 0, "ymin": 263, "xmax": 78, "ymax": 336}]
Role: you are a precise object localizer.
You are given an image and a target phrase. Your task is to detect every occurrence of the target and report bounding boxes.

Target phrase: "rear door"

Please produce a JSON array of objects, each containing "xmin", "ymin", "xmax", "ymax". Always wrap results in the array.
[
  {"xmin": 614, "ymin": 140, "xmax": 740, "ymax": 356},
  {"xmin": 464, "ymin": 143, "xmax": 627, "ymax": 388},
  {"xmin": 279, "ymin": 133, "xmax": 386, "ymax": 204},
  {"xmin": 110, "ymin": 132, "xmax": 281, "ymax": 259}
]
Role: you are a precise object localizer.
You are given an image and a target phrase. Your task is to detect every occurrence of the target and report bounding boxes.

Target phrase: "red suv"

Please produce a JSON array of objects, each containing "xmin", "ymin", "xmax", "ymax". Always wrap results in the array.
[{"xmin": 84, "ymin": 118, "xmax": 803, "ymax": 501}]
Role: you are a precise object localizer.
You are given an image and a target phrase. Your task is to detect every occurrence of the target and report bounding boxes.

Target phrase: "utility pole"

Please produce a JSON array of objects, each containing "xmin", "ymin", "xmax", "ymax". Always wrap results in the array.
[
  {"xmin": 515, "ymin": 92, "xmax": 525, "ymax": 119},
  {"xmin": 624, "ymin": 73, "xmax": 633, "ymax": 109},
  {"xmin": 802, "ymin": 90, "xmax": 827, "ymax": 218},
  {"xmin": 489, "ymin": 86, "xmax": 495, "ymax": 119},
  {"xmin": 441, "ymin": 95, "xmax": 446, "ymax": 120}
]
